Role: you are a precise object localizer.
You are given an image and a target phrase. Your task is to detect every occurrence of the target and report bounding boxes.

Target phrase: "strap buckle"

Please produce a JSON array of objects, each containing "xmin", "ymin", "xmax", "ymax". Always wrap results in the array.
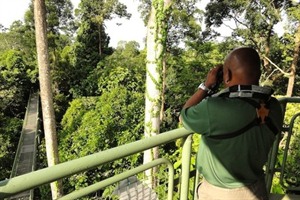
[{"xmin": 256, "ymin": 103, "xmax": 270, "ymax": 124}]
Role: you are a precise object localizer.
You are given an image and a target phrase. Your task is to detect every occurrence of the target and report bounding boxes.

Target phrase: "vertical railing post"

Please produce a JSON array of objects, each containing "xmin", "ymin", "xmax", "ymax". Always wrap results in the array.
[
  {"xmin": 265, "ymin": 133, "xmax": 281, "ymax": 192},
  {"xmin": 180, "ymin": 135, "xmax": 192, "ymax": 200},
  {"xmin": 193, "ymin": 169, "xmax": 200, "ymax": 200}
]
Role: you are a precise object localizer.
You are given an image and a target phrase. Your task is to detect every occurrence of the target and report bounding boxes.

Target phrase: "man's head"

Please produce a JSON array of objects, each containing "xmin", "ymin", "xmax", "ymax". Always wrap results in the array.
[{"xmin": 223, "ymin": 47, "xmax": 261, "ymax": 87}]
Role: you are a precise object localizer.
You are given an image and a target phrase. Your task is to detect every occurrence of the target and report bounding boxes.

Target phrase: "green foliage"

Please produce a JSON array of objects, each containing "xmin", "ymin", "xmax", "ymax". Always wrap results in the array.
[
  {"xmin": 0, "ymin": 50, "xmax": 33, "ymax": 116},
  {"xmin": 96, "ymin": 41, "xmax": 146, "ymax": 95},
  {"xmin": 59, "ymin": 86, "xmax": 144, "ymax": 192},
  {"xmin": 204, "ymin": 0, "xmax": 299, "ymax": 89},
  {"xmin": 286, "ymin": 2, "xmax": 300, "ymax": 24},
  {"xmin": 25, "ymin": 0, "xmax": 75, "ymax": 37},
  {"xmin": 58, "ymin": 41, "xmax": 147, "ymax": 194},
  {"xmin": 0, "ymin": 19, "xmax": 35, "ymax": 184},
  {"xmin": 161, "ymin": 42, "xmax": 228, "ymax": 132},
  {"xmin": 35, "ymin": 140, "xmax": 52, "ymax": 200},
  {"xmin": 0, "ymin": 114, "xmax": 22, "ymax": 180},
  {"xmin": 22, "ymin": 0, "xmax": 77, "ymax": 124},
  {"xmin": 166, "ymin": 0, "xmax": 203, "ymax": 50},
  {"xmin": 71, "ymin": 0, "xmax": 132, "ymax": 96},
  {"xmin": 0, "ymin": 23, "xmax": 24, "ymax": 53}
]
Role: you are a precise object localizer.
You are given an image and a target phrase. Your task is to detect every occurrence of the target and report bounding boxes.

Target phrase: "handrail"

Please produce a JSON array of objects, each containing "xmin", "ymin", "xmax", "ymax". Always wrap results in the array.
[
  {"xmin": 31, "ymin": 92, "xmax": 40, "ymax": 199},
  {"xmin": 0, "ymin": 128, "xmax": 193, "ymax": 199},
  {"xmin": 10, "ymin": 92, "xmax": 33, "ymax": 178},
  {"xmin": 60, "ymin": 158, "xmax": 174, "ymax": 200},
  {"xmin": 280, "ymin": 112, "xmax": 300, "ymax": 188},
  {"xmin": 278, "ymin": 97, "xmax": 300, "ymax": 104},
  {"xmin": 265, "ymin": 97, "xmax": 300, "ymax": 192},
  {"xmin": 278, "ymin": 97, "xmax": 300, "ymax": 118}
]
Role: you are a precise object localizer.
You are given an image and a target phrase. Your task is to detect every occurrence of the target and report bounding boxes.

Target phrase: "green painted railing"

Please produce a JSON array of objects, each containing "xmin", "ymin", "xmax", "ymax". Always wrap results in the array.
[
  {"xmin": 1, "ymin": 97, "xmax": 300, "ymax": 200},
  {"xmin": 0, "ymin": 128, "xmax": 194, "ymax": 199},
  {"xmin": 265, "ymin": 97, "xmax": 300, "ymax": 193},
  {"xmin": 10, "ymin": 92, "xmax": 35, "ymax": 178},
  {"xmin": 60, "ymin": 158, "xmax": 174, "ymax": 200}
]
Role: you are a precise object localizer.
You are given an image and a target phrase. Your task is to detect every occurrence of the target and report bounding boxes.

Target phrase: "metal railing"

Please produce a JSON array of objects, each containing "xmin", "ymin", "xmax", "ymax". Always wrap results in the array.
[
  {"xmin": 265, "ymin": 97, "xmax": 300, "ymax": 193},
  {"xmin": 1, "ymin": 97, "xmax": 300, "ymax": 199},
  {"xmin": 0, "ymin": 128, "xmax": 194, "ymax": 199}
]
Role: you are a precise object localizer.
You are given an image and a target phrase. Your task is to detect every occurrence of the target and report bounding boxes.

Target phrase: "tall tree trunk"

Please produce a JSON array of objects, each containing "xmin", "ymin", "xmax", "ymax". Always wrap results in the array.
[
  {"xmin": 144, "ymin": 0, "xmax": 171, "ymax": 189},
  {"xmin": 33, "ymin": 0, "xmax": 63, "ymax": 199},
  {"xmin": 286, "ymin": 24, "xmax": 300, "ymax": 97},
  {"xmin": 144, "ymin": 4, "xmax": 158, "ymax": 188}
]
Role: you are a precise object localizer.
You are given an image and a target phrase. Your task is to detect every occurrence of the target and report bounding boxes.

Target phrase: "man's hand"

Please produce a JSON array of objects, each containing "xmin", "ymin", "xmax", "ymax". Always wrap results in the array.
[
  {"xmin": 181, "ymin": 65, "xmax": 223, "ymax": 110},
  {"xmin": 205, "ymin": 64, "xmax": 223, "ymax": 89}
]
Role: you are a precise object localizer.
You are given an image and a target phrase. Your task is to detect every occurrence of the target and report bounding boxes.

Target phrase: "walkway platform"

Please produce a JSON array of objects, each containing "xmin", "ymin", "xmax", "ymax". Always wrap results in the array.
[{"xmin": 8, "ymin": 93, "xmax": 39, "ymax": 200}]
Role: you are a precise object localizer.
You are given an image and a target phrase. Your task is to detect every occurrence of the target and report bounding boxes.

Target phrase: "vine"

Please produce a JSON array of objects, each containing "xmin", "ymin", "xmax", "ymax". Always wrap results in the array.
[
  {"xmin": 153, "ymin": 0, "xmax": 171, "ymax": 60},
  {"xmin": 151, "ymin": 0, "xmax": 172, "ymax": 110}
]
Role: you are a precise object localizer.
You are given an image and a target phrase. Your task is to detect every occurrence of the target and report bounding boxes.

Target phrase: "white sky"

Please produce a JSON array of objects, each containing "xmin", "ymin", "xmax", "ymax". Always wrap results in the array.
[
  {"xmin": 0, "ymin": 0, "xmax": 146, "ymax": 49},
  {"xmin": 0, "ymin": 0, "xmax": 287, "ymax": 48}
]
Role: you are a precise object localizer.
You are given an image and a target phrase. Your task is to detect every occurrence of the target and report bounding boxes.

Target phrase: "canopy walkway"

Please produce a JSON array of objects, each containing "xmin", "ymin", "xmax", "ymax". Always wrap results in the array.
[
  {"xmin": 8, "ymin": 92, "xmax": 40, "ymax": 200},
  {"xmin": 1, "ymin": 96, "xmax": 300, "ymax": 200}
]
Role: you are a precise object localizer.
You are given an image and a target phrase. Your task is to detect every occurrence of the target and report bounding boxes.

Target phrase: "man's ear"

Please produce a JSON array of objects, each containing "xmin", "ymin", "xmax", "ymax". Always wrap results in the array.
[{"xmin": 224, "ymin": 68, "xmax": 232, "ymax": 83}]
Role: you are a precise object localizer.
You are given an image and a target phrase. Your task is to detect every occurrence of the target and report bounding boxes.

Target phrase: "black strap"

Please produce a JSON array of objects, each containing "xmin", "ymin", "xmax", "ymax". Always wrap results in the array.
[
  {"xmin": 265, "ymin": 117, "xmax": 280, "ymax": 136},
  {"xmin": 208, "ymin": 98, "xmax": 279, "ymax": 140},
  {"xmin": 209, "ymin": 118, "xmax": 260, "ymax": 139}
]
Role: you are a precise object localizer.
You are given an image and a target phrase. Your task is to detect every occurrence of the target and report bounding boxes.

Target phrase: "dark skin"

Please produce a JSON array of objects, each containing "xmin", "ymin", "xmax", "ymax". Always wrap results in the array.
[{"xmin": 182, "ymin": 47, "xmax": 261, "ymax": 110}]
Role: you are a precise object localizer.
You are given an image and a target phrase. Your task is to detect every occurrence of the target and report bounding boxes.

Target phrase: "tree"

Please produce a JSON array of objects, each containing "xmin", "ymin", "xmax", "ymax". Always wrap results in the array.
[
  {"xmin": 0, "ymin": 23, "xmax": 23, "ymax": 53},
  {"xmin": 144, "ymin": 0, "xmax": 172, "ymax": 188},
  {"xmin": 204, "ymin": 0, "xmax": 288, "ymax": 84},
  {"xmin": 23, "ymin": 0, "xmax": 76, "ymax": 122},
  {"xmin": 70, "ymin": 0, "xmax": 132, "ymax": 97},
  {"xmin": 0, "ymin": 50, "xmax": 33, "ymax": 116},
  {"xmin": 76, "ymin": 0, "xmax": 131, "ymax": 56},
  {"xmin": 0, "ymin": 25, "xmax": 36, "ymax": 185},
  {"xmin": 165, "ymin": 0, "xmax": 203, "ymax": 50},
  {"xmin": 33, "ymin": 0, "xmax": 63, "ymax": 198},
  {"xmin": 138, "ymin": 0, "xmax": 203, "ymax": 50},
  {"xmin": 59, "ymin": 42, "xmax": 145, "ymax": 195},
  {"xmin": 286, "ymin": 2, "xmax": 300, "ymax": 96},
  {"xmin": 0, "ymin": 114, "xmax": 23, "ymax": 180},
  {"xmin": 286, "ymin": 25, "xmax": 300, "ymax": 97}
]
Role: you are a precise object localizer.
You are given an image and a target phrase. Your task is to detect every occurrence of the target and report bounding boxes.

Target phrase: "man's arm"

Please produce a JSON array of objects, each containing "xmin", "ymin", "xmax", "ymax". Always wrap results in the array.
[
  {"xmin": 183, "ymin": 66, "xmax": 222, "ymax": 109},
  {"xmin": 179, "ymin": 87, "xmax": 208, "ymax": 124},
  {"xmin": 182, "ymin": 89, "xmax": 208, "ymax": 109},
  {"xmin": 180, "ymin": 66, "xmax": 222, "ymax": 123}
]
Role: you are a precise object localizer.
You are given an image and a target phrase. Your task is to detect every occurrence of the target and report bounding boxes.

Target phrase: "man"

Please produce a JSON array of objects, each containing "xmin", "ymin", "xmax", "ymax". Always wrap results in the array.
[{"xmin": 180, "ymin": 47, "xmax": 283, "ymax": 200}]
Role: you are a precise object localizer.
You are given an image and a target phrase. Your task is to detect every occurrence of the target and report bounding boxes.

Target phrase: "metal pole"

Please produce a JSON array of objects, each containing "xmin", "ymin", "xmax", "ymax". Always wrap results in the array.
[
  {"xmin": 59, "ymin": 158, "xmax": 174, "ymax": 200},
  {"xmin": 180, "ymin": 135, "xmax": 192, "ymax": 200}
]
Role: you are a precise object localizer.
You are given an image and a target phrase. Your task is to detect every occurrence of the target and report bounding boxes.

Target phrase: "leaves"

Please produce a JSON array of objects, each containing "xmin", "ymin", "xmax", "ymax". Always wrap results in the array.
[
  {"xmin": 0, "ymin": 114, "xmax": 22, "ymax": 180},
  {"xmin": 59, "ymin": 87, "xmax": 145, "ymax": 189}
]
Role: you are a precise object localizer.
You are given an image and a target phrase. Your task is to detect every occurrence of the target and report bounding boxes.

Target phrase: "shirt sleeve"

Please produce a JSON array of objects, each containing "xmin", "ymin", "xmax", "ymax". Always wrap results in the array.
[{"xmin": 180, "ymin": 99, "xmax": 210, "ymax": 135}]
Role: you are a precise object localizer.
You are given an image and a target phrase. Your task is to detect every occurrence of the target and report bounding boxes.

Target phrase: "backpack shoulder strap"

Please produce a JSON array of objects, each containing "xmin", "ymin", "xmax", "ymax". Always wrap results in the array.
[{"xmin": 208, "ymin": 97, "xmax": 279, "ymax": 140}]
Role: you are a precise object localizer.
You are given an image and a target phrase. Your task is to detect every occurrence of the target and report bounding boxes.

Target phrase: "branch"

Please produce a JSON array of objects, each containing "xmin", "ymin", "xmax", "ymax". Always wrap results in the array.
[
  {"xmin": 262, "ymin": 55, "xmax": 290, "ymax": 76},
  {"xmin": 221, "ymin": 21, "xmax": 236, "ymax": 31},
  {"xmin": 265, "ymin": 68, "xmax": 278, "ymax": 81},
  {"xmin": 231, "ymin": 12, "xmax": 249, "ymax": 29}
]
